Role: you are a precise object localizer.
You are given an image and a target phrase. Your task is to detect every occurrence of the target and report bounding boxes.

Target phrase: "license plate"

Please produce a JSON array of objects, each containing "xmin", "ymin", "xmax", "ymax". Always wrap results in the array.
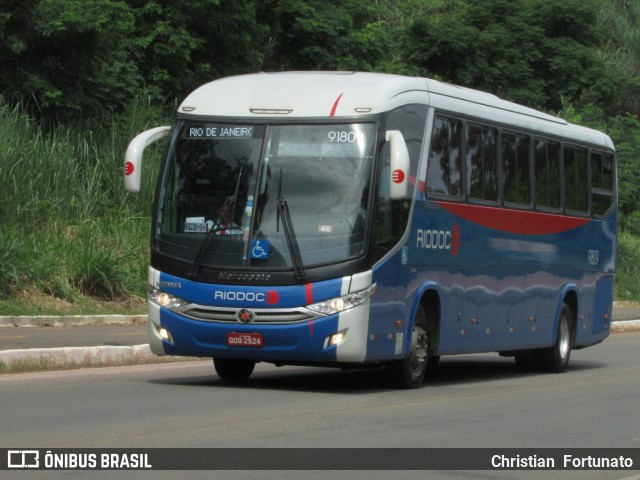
[{"xmin": 226, "ymin": 332, "xmax": 264, "ymax": 347}]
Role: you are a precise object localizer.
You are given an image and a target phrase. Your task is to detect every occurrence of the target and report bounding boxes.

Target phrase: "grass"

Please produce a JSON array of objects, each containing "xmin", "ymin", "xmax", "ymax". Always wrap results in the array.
[
  {"xmin": 615, "ymin": 231, "xmax": 640, "ymax": 301},
  {"xmin": 0, "ymin": 219, "xmax": 149, "ymax": 316},
  {"xmin": 0, "ymin": 292, "xmax": 145, "ymax": 316},
  {"xmin": 0, "ymin": 98, "xmax": 166, "ymax": 314}
]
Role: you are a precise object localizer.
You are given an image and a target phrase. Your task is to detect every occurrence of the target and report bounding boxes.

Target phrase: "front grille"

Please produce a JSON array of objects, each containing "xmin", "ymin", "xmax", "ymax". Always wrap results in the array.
[{"xmin": 178, "ymin": 306, "xmax": 318, "ymax": 324}]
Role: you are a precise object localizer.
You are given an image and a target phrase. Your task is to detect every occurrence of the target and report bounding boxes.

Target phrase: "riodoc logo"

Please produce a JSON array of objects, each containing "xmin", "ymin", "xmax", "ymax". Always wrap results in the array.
[
  {"xmin": 416, "ymin": 224, "xmax": 460, "ymax": 256},
  {"xmin": 214, "ymin": 290, "xmax": 279, "ymax": 305}
]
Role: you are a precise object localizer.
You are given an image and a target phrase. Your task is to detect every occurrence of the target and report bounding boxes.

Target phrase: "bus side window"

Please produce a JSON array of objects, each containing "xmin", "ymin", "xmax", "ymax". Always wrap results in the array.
[
  {"xmin": 467, "ymin": 124, "xmax": 498, "ymax": 203},
  {"xmin": 426, "ymin": 116, "xmax": 462, "ymax": 197},
  {"xmin": 563, "ymin": 146, "xmax": 589, "ymax": 214},
  {"xmin": 591, "ymin": 151, "xmax": 614, "ymax": 217},
  {"xmin": 534, "ymin": 138, "xmax": 561, "ymax": 210},
  {"xmin": 374, "ymin": 105, "xmax": 427, "ymax": 260},
  {"xmin": 374, "ymin": 147, "xmax": 412, "ymax": 260},
  {"xmin": 502, "ymin": 132, "xmax": 531, "ymax": 206}
]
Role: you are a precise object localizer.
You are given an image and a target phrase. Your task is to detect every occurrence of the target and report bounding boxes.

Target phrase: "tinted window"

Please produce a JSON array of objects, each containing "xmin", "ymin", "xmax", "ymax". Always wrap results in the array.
[
  {"xmin": 591, "ymin": 151, "xmax": 614, "ymax": 217},
  {"xmin": 564, "ymin": 146, "xmax": 589, "ymax": 213},
  {"xmin": 426, "ymin": 116, "xmax": 462, "ymax": 197},
  {"xmin": 375, "ymin": 105, "xmax": 428, "ymax": 259},
  {"xmin": 534, "ymin": 138, "xmax": 561, "ymax": 209},
  {"xmin": 502, "ymin": 132, "xmax": 530, "ymax": 205},
  {"xmin": 592, "ymin": 152, "xmax": 614, "ymax": 191},
  {"xmin": 467, "ymin": 124, "xmax": 498, "ymax": 202}
]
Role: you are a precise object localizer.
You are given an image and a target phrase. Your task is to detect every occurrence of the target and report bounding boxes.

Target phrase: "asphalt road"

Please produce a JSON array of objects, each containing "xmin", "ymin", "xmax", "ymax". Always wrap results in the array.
[
  {"xmin": 0, "ymin": 323, "xmax": 148, "ymax": 349},
  {"xmin": 2, "ymin": 331, "xmax": 639, "ymax": 480}
]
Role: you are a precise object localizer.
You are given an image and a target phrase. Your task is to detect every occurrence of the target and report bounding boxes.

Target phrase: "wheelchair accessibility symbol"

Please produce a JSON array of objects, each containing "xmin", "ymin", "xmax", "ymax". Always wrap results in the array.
[{"xmin": 251, "ymin": 240, "xmax": 270, "ymax": 259}]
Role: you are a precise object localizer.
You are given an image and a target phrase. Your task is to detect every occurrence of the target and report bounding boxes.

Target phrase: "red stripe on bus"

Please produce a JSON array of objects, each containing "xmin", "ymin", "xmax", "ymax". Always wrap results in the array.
[
  {"xmin": 409, "ymin": 175, "xmax": 425, "ymax": 193},
  {"xmin": 329, "ymin": 93, "xmax": 343, "ymax": 117},
  {"xmin": 305, "ymin": 283, "xmax": 313, "ymax": 304},
  {"xmin": 436, "ymin": 202, "xmax": 590, "ymax": 235}
]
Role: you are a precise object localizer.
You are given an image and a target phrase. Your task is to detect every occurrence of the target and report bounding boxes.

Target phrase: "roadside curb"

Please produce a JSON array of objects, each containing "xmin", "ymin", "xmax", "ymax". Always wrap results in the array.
[
  {"xmin": 0, "ymin": 344, "xmax": 199, "ymax": 374},
  {"xmin": 611, "ymin": 319, "xmax": 640, "ymax": 333},
  {"xmin": 0, "ymin": 314, "xmax": 147, "ymax": 328}
]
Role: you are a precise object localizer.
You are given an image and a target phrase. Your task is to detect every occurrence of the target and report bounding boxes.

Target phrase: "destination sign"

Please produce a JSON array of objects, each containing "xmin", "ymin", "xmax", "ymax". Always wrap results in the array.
[{"xmin": 184, "ymin": 125, "xmax": 256, "ymax": 139}]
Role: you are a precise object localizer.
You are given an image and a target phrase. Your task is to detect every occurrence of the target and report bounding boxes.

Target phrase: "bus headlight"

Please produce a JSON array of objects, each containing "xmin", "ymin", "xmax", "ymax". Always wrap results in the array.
[
  {"xmin": 148, "ymin": 286, "xmax": 191, "ymax": 310},
  {"xmin": 307, "ymin": 283, "xmax": 376, "ymax": 315}
]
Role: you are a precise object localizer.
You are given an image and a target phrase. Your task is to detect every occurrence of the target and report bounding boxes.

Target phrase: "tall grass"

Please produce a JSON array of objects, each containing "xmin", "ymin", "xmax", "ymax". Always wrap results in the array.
[
  {"xmin": 0, "ymin": 99, "xmax": 168, "ymax": 305},
  {"xmin": 597, "ymin": 0, "xmax": 640, "ymax": 79},
  {"xmin": 615, "ymin": 232, "xmax": 640, "ymax": 301}
]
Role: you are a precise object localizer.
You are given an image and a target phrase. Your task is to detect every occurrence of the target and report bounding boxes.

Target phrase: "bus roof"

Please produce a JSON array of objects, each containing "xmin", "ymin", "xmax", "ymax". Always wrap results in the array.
[{"xmin": 178, "ymin": 72, "xmax": 614, "ymax": 150}]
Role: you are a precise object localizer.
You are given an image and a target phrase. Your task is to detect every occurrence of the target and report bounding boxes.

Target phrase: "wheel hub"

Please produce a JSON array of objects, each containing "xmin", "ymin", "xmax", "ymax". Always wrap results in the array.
[{"xmin": 410, "ymin": 328, "xmax": 428, "ymax": 371}]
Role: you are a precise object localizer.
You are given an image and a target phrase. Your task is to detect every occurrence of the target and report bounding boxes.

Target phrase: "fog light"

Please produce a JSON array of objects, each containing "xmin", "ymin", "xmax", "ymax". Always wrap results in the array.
[
  {"xmin": 323, "ymin": 331, "xmax": 347, "ymax": 348},
  {"xmin": 159, "ymin": 327, "xmax": 174, "ymax": 344}
]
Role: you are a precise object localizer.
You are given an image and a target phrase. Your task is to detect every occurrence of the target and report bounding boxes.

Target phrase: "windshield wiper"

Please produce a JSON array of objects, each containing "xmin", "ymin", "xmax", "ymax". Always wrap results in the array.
[
  {"xmin": 187, "ymin": 225, "xmax": 227, "ymax": 279},
  {"xmin": 188, "ymin": 166, "xmax": 245, "ymax": 279},
  {"xmin": 276, "ymin": 169, "xmax": 306, "ymax": 282}
]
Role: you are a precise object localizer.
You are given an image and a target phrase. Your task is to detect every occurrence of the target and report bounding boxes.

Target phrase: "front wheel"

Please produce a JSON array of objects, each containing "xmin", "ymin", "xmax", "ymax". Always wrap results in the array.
[
  {"xmin": 213, "ymin": 358, "xmax": 256, "ymax": 382},
  {"xmin": 387, "ymin": 305, "xmax": 429, "ymax": 389}
]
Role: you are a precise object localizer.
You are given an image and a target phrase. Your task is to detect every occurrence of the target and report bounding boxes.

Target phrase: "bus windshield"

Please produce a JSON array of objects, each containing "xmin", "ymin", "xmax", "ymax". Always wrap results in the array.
[{"xmin": 156, "ymin": 121, "xmax": 376, "ymax": 272}]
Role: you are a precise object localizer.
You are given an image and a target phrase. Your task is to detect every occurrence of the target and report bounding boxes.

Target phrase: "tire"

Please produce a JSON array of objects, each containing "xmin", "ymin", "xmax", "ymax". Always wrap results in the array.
[
  {"xmin": 538, "ymin": 303, "xmax": 573, "ymax": 373},
  {"xmin": 387, "ymin": 305, "xmax": 429, "ymax": 389},
  {"xmin": 213, "ymin": 358, "xmax": 256, "ymax": 382}
]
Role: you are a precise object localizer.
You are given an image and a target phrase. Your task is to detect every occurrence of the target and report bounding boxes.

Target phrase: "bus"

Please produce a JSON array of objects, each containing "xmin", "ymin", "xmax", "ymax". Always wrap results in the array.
[{"xmin": 124, "ymin": 72, "xmax": 616, "ymax": 388}]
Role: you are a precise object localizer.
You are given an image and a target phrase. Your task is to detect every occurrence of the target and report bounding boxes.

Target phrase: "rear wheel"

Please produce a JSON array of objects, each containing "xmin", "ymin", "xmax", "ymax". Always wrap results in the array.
[
  {"xmin": 538, "ymin": 303, "xmax": 573, "ymax": 373},
  {"xmin": 213, "ymin": 358, "xmax": 256, "ymax": 382},
  {"xmin": 387, "ymin": 305, "xmax": 429, "ymax": 389}
]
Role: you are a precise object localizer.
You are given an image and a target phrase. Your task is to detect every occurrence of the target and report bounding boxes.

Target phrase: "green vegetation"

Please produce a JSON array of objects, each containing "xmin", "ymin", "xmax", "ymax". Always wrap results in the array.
[
  {"xmin": 1, "ymin": 0, "xmax": 640, "ymax": 313},
  {"xmin": 0, "ymin": 100, "xmax": 165, "ymax": 313},
  {"xmin": 616, "ymin": 232, "xmax": 640, "ymax": 301}
]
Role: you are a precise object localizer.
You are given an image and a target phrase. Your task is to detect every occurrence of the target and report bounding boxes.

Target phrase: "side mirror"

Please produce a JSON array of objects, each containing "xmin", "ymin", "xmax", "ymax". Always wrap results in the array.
[
  {"xmin": 385, "ymin": 130, "xmax": 410, "ymax": 200},
  {"xmin": 124, "ymin": 126, "xmax": 170, "ymax": 193}
]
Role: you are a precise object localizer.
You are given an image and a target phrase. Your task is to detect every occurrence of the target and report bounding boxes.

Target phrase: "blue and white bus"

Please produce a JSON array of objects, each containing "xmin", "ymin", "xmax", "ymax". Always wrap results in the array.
[{"xmin": 124, "ymin": 72, "xmax": 616, "ymax": 388}]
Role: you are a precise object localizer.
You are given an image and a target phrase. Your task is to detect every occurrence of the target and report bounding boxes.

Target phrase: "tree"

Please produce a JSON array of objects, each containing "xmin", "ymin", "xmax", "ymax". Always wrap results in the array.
[
  {"xmin": 402, "ymin": 0, "xmax": 616, "ymax": 113},
  {"xmin": 596, "ymin": 0, "xmax": 640, "ymax": 116},
  {"xmin": 0, "ymin": 0, "xmax": 140, "ymax": 121},
  {"xmin": 258, "ymin": 0, "xmax": 388, "ymax": 72},
  {"xmin": 129, "ymin": 0, "xmax": 264, "ymax": 102},
  {"xmin": 0, "ymin": 0, "xmax": 265, "ymax": 120}
]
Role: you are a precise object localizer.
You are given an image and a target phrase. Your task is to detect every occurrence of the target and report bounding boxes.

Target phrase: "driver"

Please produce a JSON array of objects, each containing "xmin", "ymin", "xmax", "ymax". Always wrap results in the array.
[{"xmin": 213, "ymin": 196, "xmax": 242, "ymax": 235}]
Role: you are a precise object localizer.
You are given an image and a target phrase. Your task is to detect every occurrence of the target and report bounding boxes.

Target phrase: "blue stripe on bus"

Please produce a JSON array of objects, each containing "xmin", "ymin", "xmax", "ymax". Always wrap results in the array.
[{"xmin": 158, "ymin": 272, "xmax": 344, "ymax": 308}]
